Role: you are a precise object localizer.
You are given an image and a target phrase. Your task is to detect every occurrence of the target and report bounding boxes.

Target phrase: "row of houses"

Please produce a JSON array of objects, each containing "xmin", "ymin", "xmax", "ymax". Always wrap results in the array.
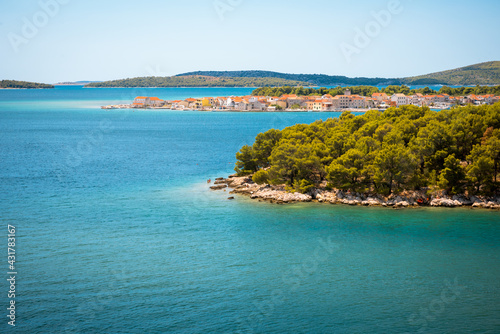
[{"xmin": 131, "ymin": 91, "xmax": 500, "ymax": 111}]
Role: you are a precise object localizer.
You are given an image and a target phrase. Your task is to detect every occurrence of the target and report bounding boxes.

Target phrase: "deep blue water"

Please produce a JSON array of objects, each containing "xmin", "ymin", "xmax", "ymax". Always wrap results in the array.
[{"xmin": 1, "ymin": 87, "xmax": 499, "ymax": 333}]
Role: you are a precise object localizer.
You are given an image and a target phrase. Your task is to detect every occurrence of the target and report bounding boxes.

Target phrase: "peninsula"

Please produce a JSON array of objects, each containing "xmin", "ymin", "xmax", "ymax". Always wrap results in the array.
[
  {"xmin": 0, "ymin": 80, "xmax": 54, "ymax": 89},
  {"xmin": 212, "ymin": 103, "xmax": 500, "ymax": 209},
  {"xmin": 86, "ymin": 75, "xmax": 311, "ymax": 88}
]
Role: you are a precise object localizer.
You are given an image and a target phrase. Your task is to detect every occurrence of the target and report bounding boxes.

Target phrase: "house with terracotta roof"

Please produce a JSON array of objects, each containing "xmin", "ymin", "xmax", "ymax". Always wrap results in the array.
[
  {"xmin": 288, "ymin": 96, "xmax": 306, "ymax": 108},
  {"xmin": 482, "ymin": 94, "xmax": 496, "ymax": 104},
  {"xmin": 177, "ymin": 100, "xmax": 190, "ymax": 109},
  {"xmin": 275, "ymin": 98, "xmax": 288, "ymax": 110},
  {"xmin": 466, "ymin": 94, "xmax": 482, "ymax": 105},
  {"xmin": 304, "ymin": 99, "xmax": 328, "ymax": 111},
  {"xmin": 305, "ymin": 100, "xmax": 315, "ymax": 111},
  {"xmin": 364, "ymin": 97, "xmax": 376, "ymax": 109},
  {"xmin": 250, "ymin": 100, "xmax": 268, "ymax": 111},
  {"xmin": 372, "ymin": 93, "xmax": 389, "ymax": 104},
  {"xmin": 338, "ymin": 94, "xmax": 351, "ymax": 109},
  {"xmin": 350, "ymin": 96, "xmax": 366, "ymax": 109},
  {"xmin": 435, "ymin": 94, "xmax": 449, "ymax": 103},
  {"xmin": 224, "ymin": 97, "xmax": 243, "ymax": 109},
  {"xmin": 148, "ymin": 97, "xmax": 165, "ymax": 107},
  {"xmin": 216, "ymin": 97, "xmax": 228, "ymax": 108},
  {"xmin": 321, "ymin": 99, "xmax": 333, "ymax": 111},
  {"xmin": 132, "ymin": 96, "xmax": 165, "ymax": 108},
  {"xmin": 236, "ymin": 99, "xmax": 250, "ymax": 111},
  {"xmin": 183, "ymin": 97, "xmax": 198, "ymax": 108},
  {"xmin": 408, "ymin": 94, "xmax": 424, "ymax": 106},
  {"xmin": 133, "ymin": 96, "xmax": 149, "ymax": 107},
  {"xmin": 171, "ymin": 100, "xmax": 183, "ymax": 109}
]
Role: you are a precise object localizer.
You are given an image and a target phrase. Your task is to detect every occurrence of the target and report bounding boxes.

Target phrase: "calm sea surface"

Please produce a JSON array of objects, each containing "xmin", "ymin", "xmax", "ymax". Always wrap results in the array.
[{"xmin": 0, "ymin": 86, "xmax": 499, "ymax": 333}]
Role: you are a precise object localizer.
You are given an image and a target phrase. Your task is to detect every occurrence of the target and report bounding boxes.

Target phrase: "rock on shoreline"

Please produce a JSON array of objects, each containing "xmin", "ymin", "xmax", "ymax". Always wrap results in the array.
[{"xmin": 209, "ymin": 175, "xmax": 500, "ymax": 209}]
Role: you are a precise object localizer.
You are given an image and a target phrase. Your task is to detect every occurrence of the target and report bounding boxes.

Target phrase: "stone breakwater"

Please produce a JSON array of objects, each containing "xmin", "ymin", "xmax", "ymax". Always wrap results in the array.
[{"xmin": 210, "ymin": 175, "xmax": 500, "ymax": 209}]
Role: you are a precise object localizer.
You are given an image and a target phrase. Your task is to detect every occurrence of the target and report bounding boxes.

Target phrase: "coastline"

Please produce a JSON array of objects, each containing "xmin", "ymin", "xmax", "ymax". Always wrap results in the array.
[
  {"xmin": 210, "ymin": 175, "xmax": 500, "ymax": 210},
  {"xmin": 100, "ymin": 105, "xmax": 372, "ymax": 113},
  {"xmin": 0, "ymin": 87, "xmax": 54, "ymax": 90}
]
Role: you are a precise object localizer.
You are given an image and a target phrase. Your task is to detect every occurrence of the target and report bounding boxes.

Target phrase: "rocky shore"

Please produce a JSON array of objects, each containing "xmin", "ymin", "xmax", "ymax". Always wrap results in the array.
[{"xmin": 210, "ymin": 175, "xmax": 500, "ymax": 210}]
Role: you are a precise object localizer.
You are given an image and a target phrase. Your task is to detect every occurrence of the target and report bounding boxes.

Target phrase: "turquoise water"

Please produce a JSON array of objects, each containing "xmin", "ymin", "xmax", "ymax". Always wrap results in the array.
[{"xmin": 0, "ymin": 87, "xmax": 499, "ymax": 333}]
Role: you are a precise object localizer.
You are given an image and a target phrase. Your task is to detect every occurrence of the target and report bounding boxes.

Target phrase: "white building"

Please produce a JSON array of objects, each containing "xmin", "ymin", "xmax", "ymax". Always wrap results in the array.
[{"xmin": 391, "ymin": 94, "xmax": 408, "ymax": 106}]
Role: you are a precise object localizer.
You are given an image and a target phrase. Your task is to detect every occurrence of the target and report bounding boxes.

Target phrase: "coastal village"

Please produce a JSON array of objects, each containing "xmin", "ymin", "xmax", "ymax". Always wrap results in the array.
[{"xmin": 103, "ymin": 90, "xmax": 500, "ymax": 111}]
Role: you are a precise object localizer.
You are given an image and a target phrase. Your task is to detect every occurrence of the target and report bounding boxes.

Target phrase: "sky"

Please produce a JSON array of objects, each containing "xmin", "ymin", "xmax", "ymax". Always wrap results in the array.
[{"xmin": 0, "ymin": 0, "xmax": 499, "ymax": 83}]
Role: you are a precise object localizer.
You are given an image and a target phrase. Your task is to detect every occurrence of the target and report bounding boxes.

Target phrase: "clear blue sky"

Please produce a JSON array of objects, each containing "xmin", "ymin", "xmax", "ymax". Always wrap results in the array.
[{"xmin": 1, "ymin": 0, "xmax": 499, "ymax": 83}]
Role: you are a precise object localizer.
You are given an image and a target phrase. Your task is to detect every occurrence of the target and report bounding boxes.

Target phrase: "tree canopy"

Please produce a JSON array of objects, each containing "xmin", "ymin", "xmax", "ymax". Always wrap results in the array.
[
  {"xmin": 0, "ymin": 80, "xmax": 54, "ymax": 89},
  {"xmin": 236, "ymin": 103, "xmax": 500, "ymax": 195},
  {"xmin": 252, "ymin": 85, "xmax": 500, "ymax": 98}
]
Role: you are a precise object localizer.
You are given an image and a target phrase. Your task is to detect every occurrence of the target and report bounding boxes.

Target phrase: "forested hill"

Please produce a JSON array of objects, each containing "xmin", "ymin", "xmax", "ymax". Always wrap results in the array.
[
  {"xmin": 178, "ymin": 62, "xmax": 500, "ymax": 86},
  {"xmin": 82, "ymin": 61, "xmax": 500, "ymax": 88},
  {"xmin": 84, "ymin": 75, "xmax": 311, "ymax": 88},
  {"xmin": 235, "ymin": 103, "xmax": 500, "ymax": 196},
  {"xmin": 176, "ymin": 71, "xmax": 399, "ymax": 86},
  {"xmin": 0, "ymin": 80, "xmax": 54, "ymax": 89},
  {"xmin": 252, "ymin": 85, "xmax": 500, "ymax": 98},
  {"xmin": 403, "ymin": 61, "xmax": 500, "ymax": 86}
]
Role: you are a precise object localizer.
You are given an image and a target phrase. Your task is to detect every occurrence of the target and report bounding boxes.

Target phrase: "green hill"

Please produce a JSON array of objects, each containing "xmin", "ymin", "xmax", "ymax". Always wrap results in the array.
[
  {"xmin": 84, "ymin": 75, "xmax": 311, "ymax": 88},
  {"xmin": 0, "ymin": 80, "xmax": 54, "ymax": 89},
  {"xmin": 83, "ymin": 61, "xmax": 500, "ymax": 88},
  {"xmin": 176, "ymin": 70, "xmax": 399, "ymax": 86},
  {"xmin": 179, "ymin": 62, "xmax": 500, "ymax": 86},
  {"xmin": 402, "ymin": 61, "xmax": 500, "ymax": 85}
]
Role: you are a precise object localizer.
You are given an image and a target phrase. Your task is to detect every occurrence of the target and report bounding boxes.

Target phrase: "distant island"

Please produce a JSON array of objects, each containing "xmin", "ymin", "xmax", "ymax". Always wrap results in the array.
[
  {"xmin": 179, "ymin": 61, "xmax": 500, "ymax": 86},
  {"xmin": 84, "ymin": 61, "xmax": 500, "ymax": 88},
  {"xmin": 175, "ymin": 71, "xmax": 397, "ymax": 87},
  {"xmin": 404, "ymin": 61, "xmax": 500, "ymax": 86},
  {"xmin": 85, "ymin": 76, "xmax": 311, "ymax": 88},
  {"xmin": 0, "ymin": 80, "xmax": 54, "ymax": 89},
  {"xmin": 211, "ymin": 103, "xmax": 500, "ymax": 209},
  {"xmin": 55, "ymin": 81, "xmax": 101, "ymax": 86}
]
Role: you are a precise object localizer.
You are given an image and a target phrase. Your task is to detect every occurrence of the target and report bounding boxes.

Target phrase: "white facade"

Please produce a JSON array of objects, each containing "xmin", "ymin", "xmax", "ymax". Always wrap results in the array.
[{"xmin": 391, "ymin": 94, "xmax": 408, "ymax": 106}]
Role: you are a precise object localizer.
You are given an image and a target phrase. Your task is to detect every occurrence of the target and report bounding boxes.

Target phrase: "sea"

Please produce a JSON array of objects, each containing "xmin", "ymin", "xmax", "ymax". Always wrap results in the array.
[{"xmin": 0, "ymin": 86, "xmax": 499, "ymax": 333}]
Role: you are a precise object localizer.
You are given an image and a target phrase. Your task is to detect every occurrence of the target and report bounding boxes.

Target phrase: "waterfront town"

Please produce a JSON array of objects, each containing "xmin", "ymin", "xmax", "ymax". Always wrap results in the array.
[{"xmin": 102, "ymin": 90, "xmax": 500, "ymax": 111}]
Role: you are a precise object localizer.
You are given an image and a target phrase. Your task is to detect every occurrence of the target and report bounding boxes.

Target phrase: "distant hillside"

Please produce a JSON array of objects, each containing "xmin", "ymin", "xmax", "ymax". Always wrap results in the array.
[
  {"xmin": 402, "ymin": 61, "xmax": 500, "ymax": 85},
  {"xmin": 178, "ymin": 62, "xmax": 500, "ymax": 86},
  {"xmin": 176, "ymin": 70, "xmax": 400, "ymax": 86},
  {"xmin": 83, "ymin": 61, "xmax": 500, "ymax": 88},
  {"xmin": 0, "ymin": 80, "xmax": 54, "ymax": 89},
  {"xmin": 55, "ymin": 81, "xmax": 102, "ymax": 85},
  {"xmin": 84, "ymin": 75, "xmax": 311, "ymax": 88}
]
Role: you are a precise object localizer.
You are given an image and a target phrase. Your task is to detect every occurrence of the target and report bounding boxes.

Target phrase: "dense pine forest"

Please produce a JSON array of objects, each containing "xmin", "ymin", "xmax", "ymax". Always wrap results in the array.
[
  {"xmin": 0, "ymin": 80, "xmax": 54, "ymax": 89},
  {"xmin": 235, "ymin": 104, "xmax": 500, "ymax": 195},
  {"xmin": 252, "ymin": 85, "xmax": 500, "ymax": 98}
]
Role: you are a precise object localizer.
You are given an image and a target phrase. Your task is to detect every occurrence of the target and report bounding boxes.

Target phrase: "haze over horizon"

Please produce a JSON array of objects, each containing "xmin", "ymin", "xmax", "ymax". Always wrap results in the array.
[{"xmin": 1, "ymin": 0, "xmax": 499, "ymax": 83}]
